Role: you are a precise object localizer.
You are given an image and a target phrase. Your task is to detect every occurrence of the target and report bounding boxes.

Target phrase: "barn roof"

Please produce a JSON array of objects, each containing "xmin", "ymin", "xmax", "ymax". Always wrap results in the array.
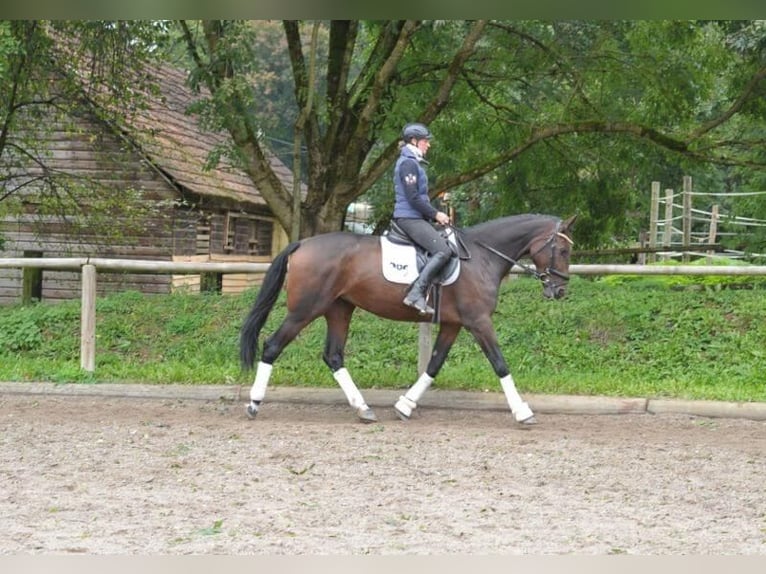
[
  {"xmin": 48, "ymin": 27, "xmax": 299, "ymax": 210},
  {"xmin": 120, "ymin": 64, "xmax": 296, "ymax": 207}
]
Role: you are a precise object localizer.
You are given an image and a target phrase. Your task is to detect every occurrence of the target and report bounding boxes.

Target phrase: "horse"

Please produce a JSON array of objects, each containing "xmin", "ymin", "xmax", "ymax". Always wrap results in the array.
[{"xmin": 240, "ymin": 213, "xmax": 576, "ymax": 424}]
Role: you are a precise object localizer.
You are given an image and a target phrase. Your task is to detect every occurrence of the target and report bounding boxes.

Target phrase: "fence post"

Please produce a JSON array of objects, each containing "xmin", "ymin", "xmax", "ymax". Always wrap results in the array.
[
  {"xmin": 663, "ymin": 188, "xmax": 674, "ymax": 259},
  {"xmin": 707, "ymin": 204, "xmax": 719, "ymax": 263},
  {"xmin": 80, "ymin": 264, "xmax": 96, "ymax": 372},
  {"xmin": 637, "ymin": 231, "xmax": 648, "ymax": 265},
  {"xmin": 682, "ymin": 176, "xmax": 693, "ymax": 263},
  {"xmin": 649, "ymin": 181, "xmax": 660, "ymax": 263},
  {"xmin": 418, "ymin": 322, "xmax": 432, "ymax": 375}
]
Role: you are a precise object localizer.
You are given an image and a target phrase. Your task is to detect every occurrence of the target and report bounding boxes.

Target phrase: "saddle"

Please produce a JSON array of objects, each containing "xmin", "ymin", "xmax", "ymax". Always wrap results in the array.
[{"xmin": 380, "ymin": 221, "xmax": 460, "ymax": 286}]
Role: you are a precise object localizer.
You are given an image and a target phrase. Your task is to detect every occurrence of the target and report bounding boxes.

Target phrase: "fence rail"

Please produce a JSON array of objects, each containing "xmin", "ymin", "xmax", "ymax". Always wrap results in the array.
[
  {"xmin": 3, "ymin": 257, "xmax": 766, "ymax": 374},
  {"xmin": 5, "ymin": 258, "xmax": 766, "ymax": 275},
  {"xmin": 0, "ymin": 257, "xmax": 272, "ymax": 273}
]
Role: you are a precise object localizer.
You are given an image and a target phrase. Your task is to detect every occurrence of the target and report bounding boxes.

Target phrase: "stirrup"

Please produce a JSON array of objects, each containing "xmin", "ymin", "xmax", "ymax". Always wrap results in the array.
[{"xmin": 403, "ymin": 295, "xmax": 434, "ymax": 315}]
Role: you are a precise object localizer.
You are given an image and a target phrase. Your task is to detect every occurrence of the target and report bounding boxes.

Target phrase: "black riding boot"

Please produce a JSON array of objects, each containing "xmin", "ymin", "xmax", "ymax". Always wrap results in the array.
[{"xmin": 403, "ymin": 252, "xmax": 451, "ymax": 315}]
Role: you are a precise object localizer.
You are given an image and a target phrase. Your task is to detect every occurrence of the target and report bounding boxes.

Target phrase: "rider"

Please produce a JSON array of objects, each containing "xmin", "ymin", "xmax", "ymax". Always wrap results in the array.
[{"xmin": 393, "ymin": 122, "xmax": 453, "ymax": 315}]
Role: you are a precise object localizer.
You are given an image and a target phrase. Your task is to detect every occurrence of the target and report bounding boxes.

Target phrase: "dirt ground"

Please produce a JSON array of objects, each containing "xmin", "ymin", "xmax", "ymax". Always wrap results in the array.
[{"xmin": 1, "ymin": 393, "xmax": 765, "ymax": 555}]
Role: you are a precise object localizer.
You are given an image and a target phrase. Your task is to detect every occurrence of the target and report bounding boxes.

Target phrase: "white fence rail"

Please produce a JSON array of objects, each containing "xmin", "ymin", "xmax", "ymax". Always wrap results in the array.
[{"xmin": 3, "ymin": 258, "xmax": 766, "ymax": 374}]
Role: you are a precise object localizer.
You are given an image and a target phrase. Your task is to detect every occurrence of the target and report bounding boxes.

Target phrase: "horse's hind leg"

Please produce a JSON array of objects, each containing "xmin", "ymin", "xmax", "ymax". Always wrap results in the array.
[
  {"xmin": 246, "ymin": 313, "xmax": 313, "ymax": 419},
  {"xmin": 394, "ymin": 323, "xmax": 461, "ymax": 420},
  {"xmin": 323, "ymin": 300, "xmax": 377, "ymax": 423}
]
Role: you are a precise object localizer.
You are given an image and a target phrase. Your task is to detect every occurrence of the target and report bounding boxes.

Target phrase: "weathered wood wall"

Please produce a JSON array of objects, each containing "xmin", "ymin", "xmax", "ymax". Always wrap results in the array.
[{"xmin": 0, "ymin": 103, "xmax": 276, "ymax": 305}]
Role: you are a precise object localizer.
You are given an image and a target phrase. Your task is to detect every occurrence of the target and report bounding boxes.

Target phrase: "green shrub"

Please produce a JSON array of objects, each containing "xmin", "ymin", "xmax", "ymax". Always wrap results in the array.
[{"xmin": 0, "ymin": 310, "xmax": 43, "ymax": 352}]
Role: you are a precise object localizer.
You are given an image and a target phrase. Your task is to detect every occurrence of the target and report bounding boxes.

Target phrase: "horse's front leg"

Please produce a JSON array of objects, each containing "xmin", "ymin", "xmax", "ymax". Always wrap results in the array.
[
  {"xmin": 395, "ymin": 323, "xmax": 461, "ymax": 420},
  {"xmin": 323, "ymin": 300, "xmax": 377, "ymax": 423},
  {"xmin": 467, "ymin": 318, "xmax": 536, "ymax": 424}
]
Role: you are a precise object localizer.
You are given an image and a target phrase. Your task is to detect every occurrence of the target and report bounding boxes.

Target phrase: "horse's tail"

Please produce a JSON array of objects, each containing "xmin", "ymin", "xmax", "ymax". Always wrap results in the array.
[{"xmin": 239, "ymin": 241, "xmax": 301, "ymax": 371}]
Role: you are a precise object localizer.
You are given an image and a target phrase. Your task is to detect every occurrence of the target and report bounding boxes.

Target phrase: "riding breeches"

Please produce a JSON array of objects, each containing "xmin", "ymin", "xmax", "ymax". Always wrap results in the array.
[{"xmin": 394, "ymin": 218, "xmax": 454, "ymax": 257}]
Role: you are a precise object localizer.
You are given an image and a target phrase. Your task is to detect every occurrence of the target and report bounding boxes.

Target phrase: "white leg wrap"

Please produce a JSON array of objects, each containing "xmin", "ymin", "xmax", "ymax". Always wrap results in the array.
[
  {"xmin": 394, "ymin": 396, "xmax": 417, "ymax": 418},
  {"xmin": 250, "ymin": 362, "xmax": 273, "ymax": 402},
  {"xmin": 334, "ymin": 368, "xmax": 368, "ymax": 410},
  {"xmin": 405, "ymin": 372, "xmax": 434, "ymax": 403},
  {"xmin": 395, "ymin": 372, "xmax": 434, "ymax": 418},
  {"xmin": 500, "ymin": 374, "xmax": 534, "ymax": 422}
]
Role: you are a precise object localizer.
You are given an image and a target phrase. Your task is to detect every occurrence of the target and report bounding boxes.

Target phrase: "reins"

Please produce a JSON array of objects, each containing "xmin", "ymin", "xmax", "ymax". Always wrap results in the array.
[
  {"xmin": 443, "ymin": 226, "xmax": 472, "ymax": 261},
  {"xmin": 447, "ymin": 222, "xmax": 572, "ymax": 284}
]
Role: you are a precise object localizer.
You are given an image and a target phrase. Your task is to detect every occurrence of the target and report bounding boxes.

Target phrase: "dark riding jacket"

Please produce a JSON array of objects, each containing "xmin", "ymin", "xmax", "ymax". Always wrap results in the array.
[{"xmin": 393, "ymin": 145, "xmax": 437, "ymax": 221}]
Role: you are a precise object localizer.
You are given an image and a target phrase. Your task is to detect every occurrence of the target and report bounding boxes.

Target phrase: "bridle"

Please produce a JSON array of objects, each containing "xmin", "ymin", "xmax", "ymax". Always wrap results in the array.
[{"xmin": 465, "ymin": 221, "xmax": 573, "ymax": 290}]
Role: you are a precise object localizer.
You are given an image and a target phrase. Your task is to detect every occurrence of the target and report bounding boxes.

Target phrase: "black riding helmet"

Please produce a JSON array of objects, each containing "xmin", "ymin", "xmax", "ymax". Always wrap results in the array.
[{"xmin": 401, "ymin": 123, "xmax": 432, "ymax": 142}]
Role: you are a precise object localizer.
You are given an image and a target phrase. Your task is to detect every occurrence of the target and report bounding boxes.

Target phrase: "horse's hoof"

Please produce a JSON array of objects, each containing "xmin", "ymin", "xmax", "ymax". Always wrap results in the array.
[
  {"xmin": 394, "ymin": 396, "xmax": 416, "ymax": 421},
  {"xmin": 513, "ymin": 402, "xmax": 535, "ymax": 424},
  {"xmin": 246, "ymin": 402, "xmax": 259, "ymax": 420},
  {"xmin": 357, "ymin": 407, "xmax": 378, "ymax": 423}
]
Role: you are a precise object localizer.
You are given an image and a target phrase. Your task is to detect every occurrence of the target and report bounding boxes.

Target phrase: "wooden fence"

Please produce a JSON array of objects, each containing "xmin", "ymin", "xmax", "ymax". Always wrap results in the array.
[
  {"xmin": 2, "ymin": 257, "xmax": 766, "ymax": 374},
  {"xmin": 648, "ymin": 176, "xmax": 766, "ymax": 263}
]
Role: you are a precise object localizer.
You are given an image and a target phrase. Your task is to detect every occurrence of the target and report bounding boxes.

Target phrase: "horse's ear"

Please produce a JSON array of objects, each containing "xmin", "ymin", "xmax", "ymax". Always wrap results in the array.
[{"xmin": 561, "ymin": 215, "xmax": 577, "ymax": 233}]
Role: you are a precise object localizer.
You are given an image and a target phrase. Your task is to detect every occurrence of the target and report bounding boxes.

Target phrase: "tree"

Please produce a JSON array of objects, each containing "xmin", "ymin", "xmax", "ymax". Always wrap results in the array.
[
  {"xmin": 175, "ymin": 20, "xmax": 766, "ymax": 246},
  {"xmin": 178, "ymin": 20, "xmax": 490, "ymax": 238},
  {"xmin": 5, "ymin": 21, "xmax": 764, "ymax": 250},
  {"xmin": 427, "ymin": 20, "xmax": 766, "ymax": 246}
]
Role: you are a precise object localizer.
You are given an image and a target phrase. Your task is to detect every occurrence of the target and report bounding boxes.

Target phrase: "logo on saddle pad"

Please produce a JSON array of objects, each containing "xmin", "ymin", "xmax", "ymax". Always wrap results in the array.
[{"xmin": 380, "ymin": 236, "xmax": 460, "ymax": 285}]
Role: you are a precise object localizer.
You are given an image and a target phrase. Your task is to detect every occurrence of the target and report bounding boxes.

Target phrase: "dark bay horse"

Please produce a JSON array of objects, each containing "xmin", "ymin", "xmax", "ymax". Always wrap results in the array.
[{"xmin": 240, "ymin": 213, "xmax": 576, "ymax": 424}]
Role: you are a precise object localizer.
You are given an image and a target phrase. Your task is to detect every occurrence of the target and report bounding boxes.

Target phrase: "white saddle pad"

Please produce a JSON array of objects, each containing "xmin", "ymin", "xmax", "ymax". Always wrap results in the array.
[{"xmin": 380, "ymin": 235, "xmax": 459, "ymax": 285}]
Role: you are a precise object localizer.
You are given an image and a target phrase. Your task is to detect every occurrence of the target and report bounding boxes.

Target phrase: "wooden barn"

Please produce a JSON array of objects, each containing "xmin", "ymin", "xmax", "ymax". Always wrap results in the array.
[{"xmin": 0, "ymin": 64, "xmax": 293, "ymax": 305}]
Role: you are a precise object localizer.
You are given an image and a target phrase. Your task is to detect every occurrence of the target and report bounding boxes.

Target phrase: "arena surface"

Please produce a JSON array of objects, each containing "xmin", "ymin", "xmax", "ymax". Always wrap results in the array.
[{"xmin": 1, "ymin": 391, "xmax": 765, "ymax": 554}]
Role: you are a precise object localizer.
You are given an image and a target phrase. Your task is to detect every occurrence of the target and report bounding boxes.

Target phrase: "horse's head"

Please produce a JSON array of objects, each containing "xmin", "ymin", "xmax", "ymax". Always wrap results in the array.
[{"xmin": 528, "ymin": 215, "xmax": 576, "ymax": 299}]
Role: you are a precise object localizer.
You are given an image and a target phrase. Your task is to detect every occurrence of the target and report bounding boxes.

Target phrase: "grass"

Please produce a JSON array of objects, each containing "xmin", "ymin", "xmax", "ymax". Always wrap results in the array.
[{"xmin": 1, "ymin": 273, "xmax": 765, "ymax": 402}]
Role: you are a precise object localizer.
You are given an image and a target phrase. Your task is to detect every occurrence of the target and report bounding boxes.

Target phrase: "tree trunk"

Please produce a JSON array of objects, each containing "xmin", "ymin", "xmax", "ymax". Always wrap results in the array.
[{"xmin": 297, "ymin": 198, "xmax": 348, "ymax": 237}]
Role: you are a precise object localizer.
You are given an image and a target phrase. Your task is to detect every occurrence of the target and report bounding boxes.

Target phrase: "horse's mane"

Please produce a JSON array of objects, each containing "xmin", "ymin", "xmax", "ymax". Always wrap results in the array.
[{"xmin": 465, "ymin": 213, "xmax": 560, "ymax": 240}]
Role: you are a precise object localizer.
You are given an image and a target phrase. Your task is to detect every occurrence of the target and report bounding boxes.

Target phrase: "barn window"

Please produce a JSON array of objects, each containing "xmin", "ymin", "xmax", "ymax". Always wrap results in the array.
[{"xmin": 223, "ymin": 213, "xmax": 274, "ymax": 256}]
